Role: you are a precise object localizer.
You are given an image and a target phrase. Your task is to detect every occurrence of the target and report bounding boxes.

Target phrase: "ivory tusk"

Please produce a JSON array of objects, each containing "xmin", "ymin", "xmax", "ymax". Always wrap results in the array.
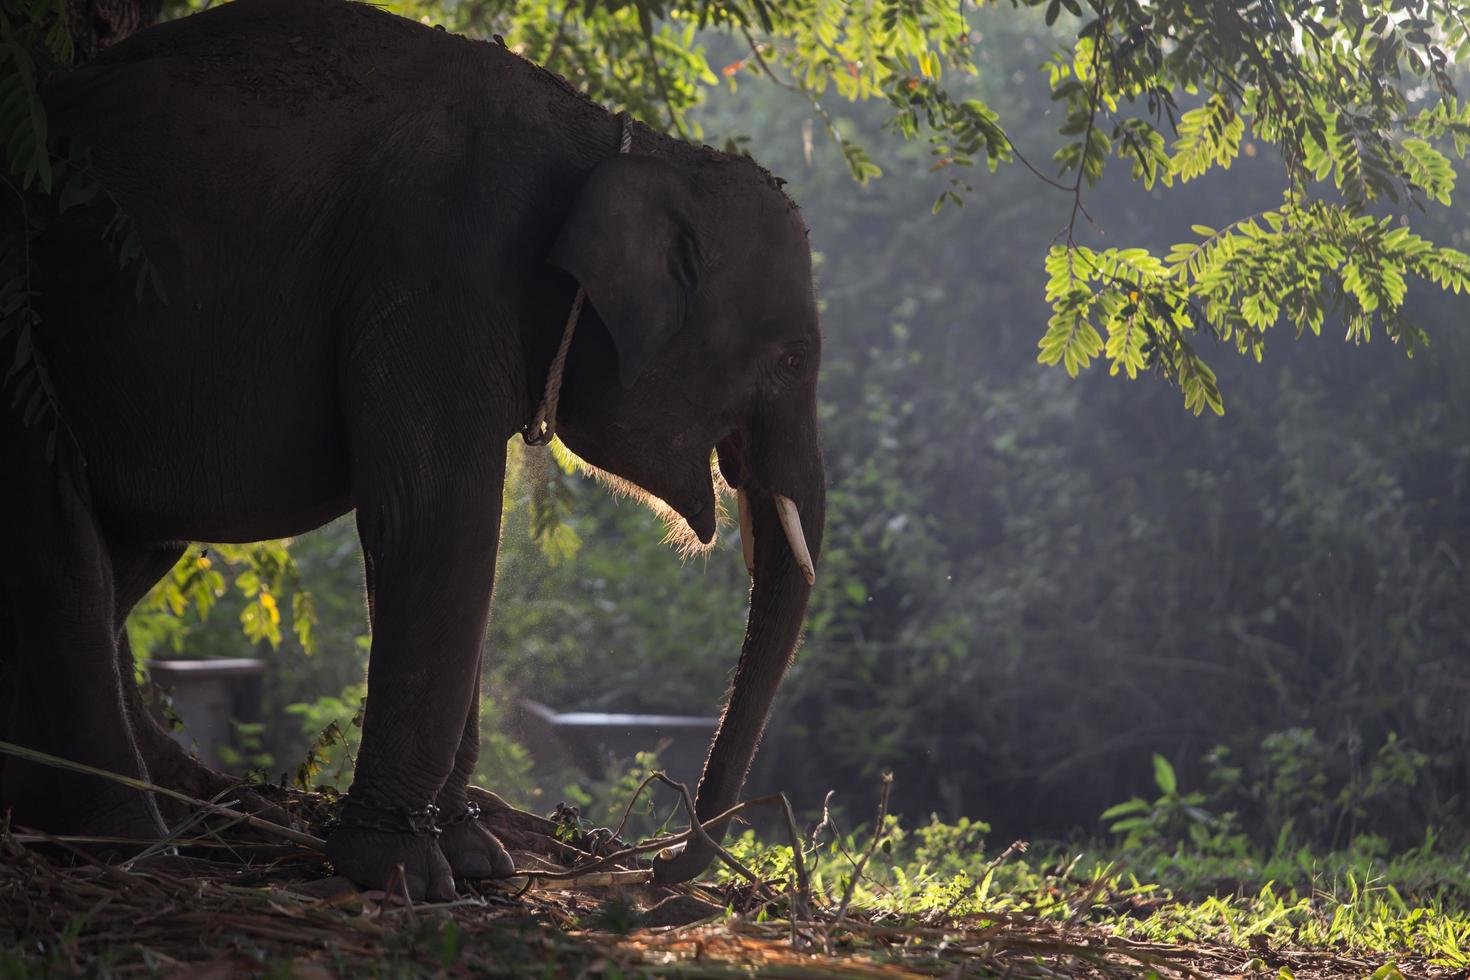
[
  {"xmin": 737, "ymin": 489, "xmax": 755, "ymax": 579},
  {"xmin": 774, "ymin": 494, "xmax": 816, "ymax": 587}
]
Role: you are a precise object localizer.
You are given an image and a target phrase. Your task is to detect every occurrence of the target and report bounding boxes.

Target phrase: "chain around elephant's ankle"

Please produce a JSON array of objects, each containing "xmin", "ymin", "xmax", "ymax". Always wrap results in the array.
[
  {"xmin": 436, "ymin": 801, "xmax": 482, "ymax": 829},
  {"xmin": 335, "ymin": 796, "xmax": 442, "ymax": 837}
]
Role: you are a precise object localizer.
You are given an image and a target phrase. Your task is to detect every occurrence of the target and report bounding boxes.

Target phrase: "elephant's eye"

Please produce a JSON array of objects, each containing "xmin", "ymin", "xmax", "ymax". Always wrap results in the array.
[{"xmin": 781, "ymin": 352, "xmax": 804, "ymax": 371}]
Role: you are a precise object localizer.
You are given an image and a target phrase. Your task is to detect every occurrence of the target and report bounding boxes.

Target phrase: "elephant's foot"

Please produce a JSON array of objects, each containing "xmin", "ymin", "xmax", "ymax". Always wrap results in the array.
[
  {"xmin": 1, "ymin": 752, "xmax": 166, "ymax": 857},
  {"xmin": 437, "ymin": 811, "xmax": 516, "ymax": 880},
  {"xmin": 0, "ymin": 697, "xmax": 166, "ymax": 849},
  {"xmin": 325, "ymin": 826, "xmax": 455, "ymax": 901},
  {"xmin": 42, "ymin": 783, "xmax": 166, "ymax": 849}
]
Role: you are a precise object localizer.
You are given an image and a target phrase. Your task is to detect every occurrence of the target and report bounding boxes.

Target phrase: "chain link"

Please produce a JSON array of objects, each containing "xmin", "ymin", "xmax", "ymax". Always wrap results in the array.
[
  {"xmin": 437, "ymin": 801, "xmax": 482, "ymax": 829},
  {"xmin": 334, "ymin": 799, "xmax": 442, "ymax": 837}
]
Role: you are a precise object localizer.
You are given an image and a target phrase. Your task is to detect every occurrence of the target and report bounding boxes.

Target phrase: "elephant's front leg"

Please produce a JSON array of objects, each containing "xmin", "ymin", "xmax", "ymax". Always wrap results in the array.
[{"xmin": 326, "ymin": 447, "xmax": 507, "ymax": 900}]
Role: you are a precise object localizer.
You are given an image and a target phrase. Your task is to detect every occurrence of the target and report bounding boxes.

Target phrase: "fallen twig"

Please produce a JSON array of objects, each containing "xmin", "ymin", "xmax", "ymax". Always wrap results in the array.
[
  {"xmin": 522, "ymin": 773, "xmax": 761, "ymax": 888},
  {"xmin": 824, "ymin": 771, "xmax": 892, "ymax": 950},
  {"xmin": 521, "ymin": 870, "xmax": 654, "ymax": 890},
  {"xmin": 0, "ymin": 740, "xmax": 322, "ymax": 849}
]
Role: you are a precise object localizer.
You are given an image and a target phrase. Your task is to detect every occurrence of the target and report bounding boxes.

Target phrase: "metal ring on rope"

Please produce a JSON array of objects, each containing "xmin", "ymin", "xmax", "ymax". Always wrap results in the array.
[{"xmin": 523, "ymin": 112, "xmax": 634, "ymax": 446}]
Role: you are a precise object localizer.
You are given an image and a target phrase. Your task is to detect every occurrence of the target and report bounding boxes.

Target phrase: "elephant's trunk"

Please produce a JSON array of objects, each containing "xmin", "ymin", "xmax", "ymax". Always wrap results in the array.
[{"xmin": 653, "ymin": 443, "xmax": 825, "ymax": 883}]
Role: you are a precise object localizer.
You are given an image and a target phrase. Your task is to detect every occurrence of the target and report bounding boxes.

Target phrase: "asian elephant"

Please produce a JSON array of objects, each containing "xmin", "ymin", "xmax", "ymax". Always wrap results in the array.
[{"xmin": 0, "ymin": 0, "xmax": 824, "ymax": 899}]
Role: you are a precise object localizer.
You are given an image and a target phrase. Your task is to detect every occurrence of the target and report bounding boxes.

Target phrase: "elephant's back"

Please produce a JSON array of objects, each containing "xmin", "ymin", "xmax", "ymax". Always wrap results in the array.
[
  {"xmin": 65, "ymin": 0, "xmax": 461, "ymax": 114},
  {"xmin": 46, "ymin": 0, "xmax": 483, "ymax": 189},
  {"xmin": 43, "ymin": 0, "xmax": 577, "ymax": 265}
]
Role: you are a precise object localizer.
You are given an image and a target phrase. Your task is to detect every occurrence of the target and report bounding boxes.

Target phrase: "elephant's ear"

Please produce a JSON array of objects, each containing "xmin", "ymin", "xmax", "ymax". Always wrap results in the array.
[{"xmin": 549, "ymin": 154, "xmax": 704, "ymax": 389}]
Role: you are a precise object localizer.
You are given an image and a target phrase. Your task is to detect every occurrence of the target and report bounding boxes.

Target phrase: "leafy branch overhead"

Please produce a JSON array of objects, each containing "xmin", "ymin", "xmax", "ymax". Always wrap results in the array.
[
  {"xmin": 5, "ymin": 0, "xmax": 1469, "ymax": 425},
  {"xmin": 1027, "ymin": 3, "xmax": 1470, "ymax": 414},
  {"xmin": 391, "ymin": 0, "xmax": 1470, "ymax": 413}
]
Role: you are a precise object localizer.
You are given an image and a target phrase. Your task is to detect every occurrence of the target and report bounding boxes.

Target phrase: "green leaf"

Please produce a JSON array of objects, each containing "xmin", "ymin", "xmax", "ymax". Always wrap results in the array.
[
  {"xmin": 1099, "ymin": 799, "xmax": 1149, "ymax": 820},
  {"xmin": 58, "ymin": 169, "xmax": 100, "ymax": 213},
  {"xmin": 1107, "ymin": 816, "xmax": 1155, "ymax": 832},
  {"xmin": 0, "ymin": 38, "xmax": 51, "ymax": 193},
  {"xmin": 1152, "ymin": 754, "xmax": 1177, "ymax": 795}
]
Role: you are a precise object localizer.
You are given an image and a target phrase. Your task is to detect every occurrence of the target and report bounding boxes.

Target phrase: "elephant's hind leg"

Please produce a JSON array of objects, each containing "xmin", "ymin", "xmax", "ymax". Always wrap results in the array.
[
  {"xmin": 108, "ymin": 542, "xmax": 199, "ymax": 824},
  {"xmin": 107, "ymin": 540, "xmax": 292, "ymax": 827},
  {"xmin": 433, "ymin": 663, "xmax": 515, "ymax": 880},
  {"xmin": 0, "ymin": 432, "xmax": 165, "ymax": 841}
]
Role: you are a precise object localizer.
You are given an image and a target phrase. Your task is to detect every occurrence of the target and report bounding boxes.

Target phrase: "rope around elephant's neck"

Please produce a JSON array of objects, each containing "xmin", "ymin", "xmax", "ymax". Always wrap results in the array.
[
  {"xmin": 522, "ymin": 290, "xmax": 583, "ymax": 447},
  {"xmin": 523, "ymin": 113, "xmax": 635, "ymax": 447}
]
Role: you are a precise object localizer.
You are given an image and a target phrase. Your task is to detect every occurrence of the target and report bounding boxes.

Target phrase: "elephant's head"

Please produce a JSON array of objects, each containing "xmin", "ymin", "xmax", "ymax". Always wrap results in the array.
[{"xmin": 549, "ymin": 151, "xmax": 824, "ymax": 882}]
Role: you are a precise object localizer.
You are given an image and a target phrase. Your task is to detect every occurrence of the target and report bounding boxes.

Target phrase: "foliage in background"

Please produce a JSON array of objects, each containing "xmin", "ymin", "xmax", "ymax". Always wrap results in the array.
[
  {"xmin": 655, "ymin": 12, "xmax": 1468, "ymax": 853},
  {"xmin": 127, "ymin": 543, "xmax": 317, "ymax": 661}
]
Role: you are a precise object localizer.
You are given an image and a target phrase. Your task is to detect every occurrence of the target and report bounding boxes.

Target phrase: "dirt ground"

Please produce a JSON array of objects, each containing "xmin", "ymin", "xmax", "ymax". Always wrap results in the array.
[{"xmin": 2, "ymin": 787, "xmax": 1458, "ymax": 979}]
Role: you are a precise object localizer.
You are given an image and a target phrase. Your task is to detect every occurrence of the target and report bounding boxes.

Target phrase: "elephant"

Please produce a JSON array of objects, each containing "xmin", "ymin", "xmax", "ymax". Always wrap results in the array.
[{"xmin": 0, "ymin": 0, "xmax": 824, "ymax": 899}]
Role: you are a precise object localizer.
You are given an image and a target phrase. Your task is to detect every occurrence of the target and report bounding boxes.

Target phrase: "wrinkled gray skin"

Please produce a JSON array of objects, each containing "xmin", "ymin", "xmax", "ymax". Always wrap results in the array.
[{"xmin": 0, "ymin": 0, "xmax": 824, "ymax": 898}]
